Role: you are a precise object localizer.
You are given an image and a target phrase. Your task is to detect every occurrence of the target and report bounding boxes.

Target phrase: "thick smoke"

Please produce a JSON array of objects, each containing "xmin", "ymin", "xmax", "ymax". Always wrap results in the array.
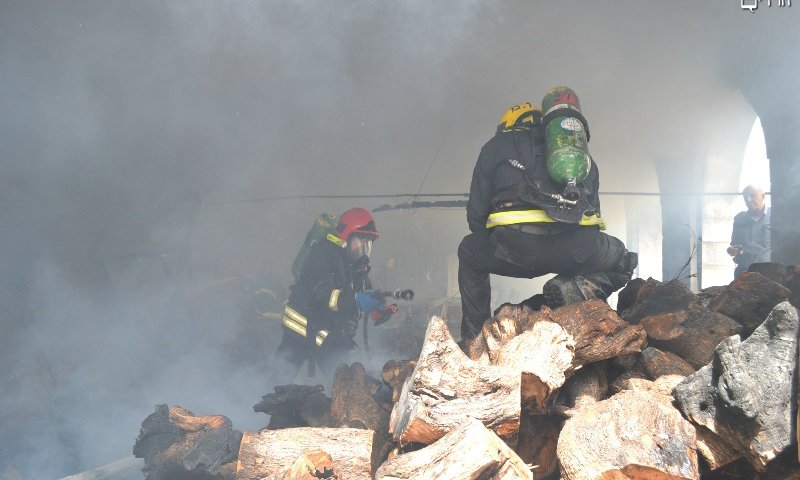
[{"xmin": 1, "ymin": 1, "xmax": 798, "ymax": 478}]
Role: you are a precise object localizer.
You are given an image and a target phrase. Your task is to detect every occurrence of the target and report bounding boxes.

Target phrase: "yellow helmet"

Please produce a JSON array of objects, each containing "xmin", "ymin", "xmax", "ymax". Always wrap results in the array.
[{"xmin": 497, "ymin": 101, "xmax": 542, "ymax": 133}]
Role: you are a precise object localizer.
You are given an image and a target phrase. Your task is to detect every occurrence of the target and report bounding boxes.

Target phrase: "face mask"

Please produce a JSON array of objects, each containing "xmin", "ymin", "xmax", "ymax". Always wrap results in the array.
[{"xmin": 347, "ymin": 236, "xmax": 373, "ymax": 262}]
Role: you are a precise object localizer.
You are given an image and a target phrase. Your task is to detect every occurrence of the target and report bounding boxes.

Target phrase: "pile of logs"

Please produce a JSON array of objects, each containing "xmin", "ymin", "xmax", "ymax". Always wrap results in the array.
[{"xmin": 134, "ymin": 264, "xmax": 800, "ymax": 479}]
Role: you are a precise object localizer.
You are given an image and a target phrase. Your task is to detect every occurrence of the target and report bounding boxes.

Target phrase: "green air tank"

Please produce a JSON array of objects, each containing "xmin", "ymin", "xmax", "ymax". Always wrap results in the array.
[{"xmin": 541, "ymin": 86, "xmax": 591, "ymax": 190}]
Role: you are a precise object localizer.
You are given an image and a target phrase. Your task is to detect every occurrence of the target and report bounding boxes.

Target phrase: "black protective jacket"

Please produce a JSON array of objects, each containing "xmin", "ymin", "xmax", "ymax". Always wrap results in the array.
[
  {"xmin": 466, "ymin": 125, "xmax": 600, "ymax": 233},
  {"xmin": 286, "ymin": 238, "xmax": 371, "ymax": 350}
]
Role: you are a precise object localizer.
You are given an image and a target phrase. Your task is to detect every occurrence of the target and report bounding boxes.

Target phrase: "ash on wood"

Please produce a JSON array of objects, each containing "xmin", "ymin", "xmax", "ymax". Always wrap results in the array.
[
  {"xmin": 133, "ymin": 404, "xmax": 242, "ymax": 480},
  {"xmin": 236, "ymin": 427, "xmax": 375, "ymax": 480},
  {"xmin": 254, "ymin": 384, "xmax": 331, "ymax": 429},
  {"xmin": 375, "ymin": 418, "xmax": 533, "ymax": 480},
  {"xmin": 558, "ymin": 389, "xmax": 698, "ymax": 480},
  {"xmin": 673, "ymin": 301, "xmax": 799, "ymax": 472}
]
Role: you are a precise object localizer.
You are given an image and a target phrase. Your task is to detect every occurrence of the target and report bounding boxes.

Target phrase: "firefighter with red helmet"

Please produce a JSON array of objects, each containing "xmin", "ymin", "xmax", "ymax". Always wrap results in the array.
[{"xmin": 272, "ymin": 207, "xmax": 395, "ymax": 384}]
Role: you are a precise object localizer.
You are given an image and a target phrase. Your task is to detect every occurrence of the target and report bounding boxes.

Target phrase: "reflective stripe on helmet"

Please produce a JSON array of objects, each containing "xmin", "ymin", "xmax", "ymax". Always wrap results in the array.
[
  {"xmin": 329, "ymin": 289, "xmax": 341, "ymax": 312},
  {"xmin": 282, "ymin": 305, "xmax": 328, "ymax": 346},
  {"xmin": 486, "ymin": 209, "xmax": 606, "ymax": 230}
]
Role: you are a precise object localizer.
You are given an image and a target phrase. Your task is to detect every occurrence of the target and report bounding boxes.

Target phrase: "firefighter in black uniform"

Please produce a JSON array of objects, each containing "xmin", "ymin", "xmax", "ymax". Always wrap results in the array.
[
  {"xmin": 272, "ymin": 208, "xmax": 395, "ymax": 384},
  {"xmin": 459, "ymin": 102, "xmax": 637, "ymax": 340}
]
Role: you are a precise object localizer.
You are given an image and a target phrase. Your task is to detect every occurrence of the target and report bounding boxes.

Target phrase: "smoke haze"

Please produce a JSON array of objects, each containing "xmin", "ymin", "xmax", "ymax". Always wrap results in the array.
[{"xmin": 1, "ymin": 1, "xmax": 797, "ymax": 478}]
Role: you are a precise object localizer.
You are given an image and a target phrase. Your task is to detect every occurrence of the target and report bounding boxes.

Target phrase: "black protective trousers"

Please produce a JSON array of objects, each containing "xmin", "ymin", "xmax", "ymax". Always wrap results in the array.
[
  {"xmin": 270, "ymin": 328, "xmax": 352, "ymax": 387},
  {"xmin": 458, "ymin": 225, "xmax": 630, "ymax": 340}
]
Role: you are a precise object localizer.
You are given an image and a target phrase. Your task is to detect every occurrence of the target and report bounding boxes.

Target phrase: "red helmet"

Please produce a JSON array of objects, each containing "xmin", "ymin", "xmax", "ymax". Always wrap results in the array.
[{"xmin": 335, "ymin": 208, "xmax": 379, "ymax": 242}]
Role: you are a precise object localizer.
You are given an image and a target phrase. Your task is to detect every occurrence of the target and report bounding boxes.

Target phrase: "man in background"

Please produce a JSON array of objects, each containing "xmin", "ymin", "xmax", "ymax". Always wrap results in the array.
[{"xmin": 728, "ymin": 185, "xmax": 771, "ymax": 278}]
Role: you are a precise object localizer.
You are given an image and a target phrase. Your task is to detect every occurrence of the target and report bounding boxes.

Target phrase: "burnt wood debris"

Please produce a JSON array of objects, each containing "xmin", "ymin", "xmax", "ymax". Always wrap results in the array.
[{"xmin": 134, "ymin": 262, "xmax": 800, "ymax": 479}]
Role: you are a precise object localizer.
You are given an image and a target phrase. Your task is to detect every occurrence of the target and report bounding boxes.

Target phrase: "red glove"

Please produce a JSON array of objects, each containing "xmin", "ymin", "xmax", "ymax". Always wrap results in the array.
[{"xmin": 370, "ymin": 303, "xmax": 398, "ymax": 326}]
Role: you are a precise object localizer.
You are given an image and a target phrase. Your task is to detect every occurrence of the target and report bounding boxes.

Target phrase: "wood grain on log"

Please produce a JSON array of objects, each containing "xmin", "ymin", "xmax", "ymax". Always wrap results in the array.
[
  {"xmin": 382, "ymin": 359, "xmax": 416, "ymax": 404},
  {"xmin": 236, "ymin": 427, "xmax": 375, "ymax": 480},
  {"xmin": 330, "ymin": 362, "xmax": 389, "ymax": 431},
  {"xmin": 279, "ymin": 450, "xmax": 335, "ymax": 480},
  {"xmin": 673, "ymin": 301, "xmax": 799, "ymax": 471},
  {"xmin": 693, "ymin": 425, "xmax": 742, "ymax": 472},
  {"xmin": 558, "ymin": 390, "xmax": 699, "ymax": 480},
  {"xmin": 375, "ymin": 418, "xmax": 533, "ymax": 480},
  {"xmin": 389, "ymin": 316, "xmax": 523, "ymax": 446},
  {"xmin": 709, "ymin": 272, "xmax": 790, "ymax": 331},
  {"xmin": 547, "ymin": 300, "xmax": 647, "ymax": 367}
]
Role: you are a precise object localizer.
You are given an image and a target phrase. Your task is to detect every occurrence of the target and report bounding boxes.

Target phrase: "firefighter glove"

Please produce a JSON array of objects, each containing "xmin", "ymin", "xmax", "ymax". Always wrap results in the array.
[{"xmin": 356, "ymin": 291, "xmax": 384, "ymax": 313}]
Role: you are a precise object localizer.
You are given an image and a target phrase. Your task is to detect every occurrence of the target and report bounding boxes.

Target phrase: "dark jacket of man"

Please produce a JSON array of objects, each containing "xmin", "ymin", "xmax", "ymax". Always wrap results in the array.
[{"xmin": 731, "ymin": 207, "xmax": 771, "ymax": 277}]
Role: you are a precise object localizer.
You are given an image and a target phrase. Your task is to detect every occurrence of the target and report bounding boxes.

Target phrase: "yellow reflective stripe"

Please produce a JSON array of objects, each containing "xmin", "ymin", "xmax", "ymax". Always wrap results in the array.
[
  {"xmin": 329, "ymin": 289, "xmax": 341, "ymax": 312},
  {"xmin": 282, "ymin": 306, "xmax": 328, "ymax": 346},
  {"xmin": 486, "ymin": 210, "xmax": 606, "ymax": 230},
  {"xmin": 327, "ymin": 233, "xmax": 346, "ymax": 247}
]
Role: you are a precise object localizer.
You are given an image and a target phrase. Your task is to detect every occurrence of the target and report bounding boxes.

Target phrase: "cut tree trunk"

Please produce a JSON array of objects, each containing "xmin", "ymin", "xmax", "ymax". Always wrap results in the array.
[
  {"xmin": 330, "ymin": 362, "xmax": 389, "ymax": 431},
  {"xmin": 516, "ymin": 415, "xmax": 562, "ymax": 480},
  {"xmin": 547, "ymin": 300, "xmax": 647, "ymax": 367},
  {"xmin": 637, "ymin": 302, "xmax": 742, "ymax": 369},
  {"xmin": 472, "ymin": 301, "xmax": 646, "ymax": 370},
  {"xmin": 553, "ymin": 362, "xmax": 607, "ymax": 416},
  {"xmin": 620, "ymin": 278, "xmax": 695, "ymax": 322},
  {"xmin": 640, "ymin": 346, "xmax": 696, "ymax": 378},
  {"xmin": 133, "ymin": 404, "xmax": 242, "ymax": 480},
  {"xmin": 389, "ymin": 317, "xmax": 524, "ymax": 445},
  {"xmin": 693, "ymin": 425, "xmax": 742, "ymax": 472},
  {"xmin": 381, "ymin": 359, "xmax": 416, "ymax": 404},
  {"xmin": 558, "ymin": 389, "xmax": 699, "ymax": 480},
  {"xmin": 253, "ymin": 384, "xmax": 331, "ymax": 429},
  {"xmin": 375, "ymin": 418, "xmax": 533, "ymax": 480},
  {"xmin": 708, "ymin": 271, "xmax": 790, "ymax": 331},
  {"xmin": 616, "ymin": 277, "xmax": 647, "ymax": 314},
  {"xmin": 236, "ymin": 427, "xmax": 375, "ymax": 480},
  {"xmin": 673, "ymin": 301, "xmax": 799, "ymax": 472},
  {"xmin": 390, "ymin": 316, "xmax": 576, "ymax": 446}
]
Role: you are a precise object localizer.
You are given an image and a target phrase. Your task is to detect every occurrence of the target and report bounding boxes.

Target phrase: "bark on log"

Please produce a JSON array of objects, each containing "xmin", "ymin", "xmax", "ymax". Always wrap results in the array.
[
  {"xmin": 389, "ymin": 316, "xmax": 525, "ymax": 445},
  {"xmin": 640, "ymin": 346, "xmax": 696, "ymax": 378},
  {"xmin": 673, "ymin": 301, "xmax": 799, "ymax": 471},
  {"xmin": 375, "ymin": 418, "xmax": 533, "ymax": 480},
  {"xmin": 708, "ymin": 272, "xmax": 790, "ymax": 331},
  {"xmin": 747, "ymin": 262, "xmax": 794, "ymax": 285},
  {"xmin": 516, "ymin": 415, "xmax": 562, "ymax": 480},
  {"xmin": 621, "ymin": 279, "xmax": 694, "ymax": 322},
  {"xmin": 382, "ymin": 359, "xmax": 417, "ymax": 404},
  {"xmin": 558, "ymin": 389, "xmax": 699, "ymax": 480},
  {"xmin": 254, "ymin": 384, "xmax": 331, "ymax": 429},
  {"xmin": 133, "ymin": 404, "xmax": 242, "ymax": 480},
  {"xmin": 608, "ymin": 356, "xmax": 648, "ymax": 396},
  {"xmin": 330, "ymin": 362, "xmax": 389, "ymax": 431},
  {"xmin": 547, "ymin": 300, "xmax": 647, "ymax": 367},
  {"xmin": 616, "ymin": 277, "xmax": 647, "ymax": 314},
  {"xmin": 639, "ymin": 302, "xmax": 742, "ymax": 369},
  {"xmin": 475, "ymin": 301, "xmax": 646, "ymax": 370},
  {"xmin": 236, "ymin": 427, "xmax": 375, "ymax": 480}
]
